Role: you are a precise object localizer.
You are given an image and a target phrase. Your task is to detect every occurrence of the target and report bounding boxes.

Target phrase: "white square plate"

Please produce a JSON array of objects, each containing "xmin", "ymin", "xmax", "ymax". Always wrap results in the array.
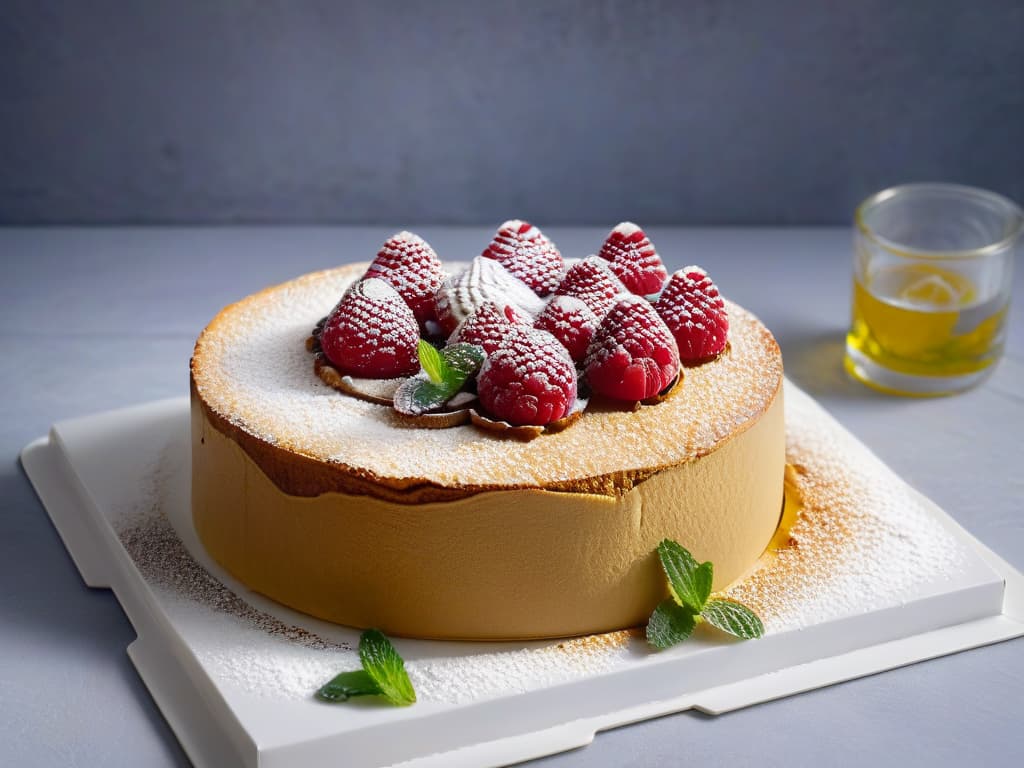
[{"xmin": 20, "ymin": 382, "xmax": 1024, "ymax": 767}]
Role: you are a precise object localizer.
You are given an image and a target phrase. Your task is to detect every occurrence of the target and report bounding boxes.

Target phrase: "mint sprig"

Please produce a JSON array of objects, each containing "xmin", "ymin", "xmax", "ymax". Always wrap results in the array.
[
  {"xmin": 358, "ymin": 629, "xmax": 416, "ymax": 705},
  {"xmin": 646, "ymin": 599, "xmax": 697, "ymax": 649},
  {"xmin": 646, "ymin": 539, "xmax": 764, "ymax": 649},
  {"xmin": 316, "ymin": 669, "xmax": 381, "ymax": 702},
  {"xmin": 417, "ymin": 339, "xmax": 447, "ymax": 385},
  {"xmin": 658, "ymin": 539, "xmax": 712, "ymax": 613},
  {"xmin": 394, "ymin": 341, "xmax": 485, "ymax": 415},
  {"xmin": 316, "ymin": 629, "xmax": 416, "ymax": 706}
]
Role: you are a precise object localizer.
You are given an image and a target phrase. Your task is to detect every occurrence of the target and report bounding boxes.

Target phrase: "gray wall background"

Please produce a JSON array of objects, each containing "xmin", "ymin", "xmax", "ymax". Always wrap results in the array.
[{"xmin": 2, "ymin": 0, "xmax": 1022, "ymax": 226}]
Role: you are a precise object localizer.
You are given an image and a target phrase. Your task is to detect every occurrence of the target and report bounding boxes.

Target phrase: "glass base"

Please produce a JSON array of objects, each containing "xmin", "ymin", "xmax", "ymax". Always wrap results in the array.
[{"xmin": 843, "ymin": 344, "xmax": 997, "ymax": 397}]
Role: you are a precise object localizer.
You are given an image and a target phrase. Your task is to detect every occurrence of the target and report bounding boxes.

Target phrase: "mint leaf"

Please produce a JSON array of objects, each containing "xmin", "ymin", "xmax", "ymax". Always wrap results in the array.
[
  {"xmin": 646, "ymin": 599, "xmax": 697, "ymax": 649},
  {"xmin": 418, "ymin": 339, "xmax": 447, "ymax": 385},
  {"xmin": 394, "ymin": 378, "xmax": 453, "ymax": 415},
  {"xmin": 646, "ymin": 539, "xmax": 765, "ymax": 650},
  {"xmin": 359, "ymin": 629, "xmax": 416, "ymax": 706},
  {"xmin": 441, "ymin": 343, "xmax": 486, "ymax": 382},
  {"xmin": 701, "ymin": 598, "xmax": 765, "ymax": 640},
  {"xmin": 657, "ymin": 539, "xmax": 713, "ymax": 612},
  {"xmin": 395, "ymin": 343, "xmax": 485, "ymax": 416},
  {"xmin": 316, "ymin": 629, "xmax": 417, "ymax": 706},
  {"xmin": 315, "ymin": 670, "xmax": 381, "ymax": 702}
]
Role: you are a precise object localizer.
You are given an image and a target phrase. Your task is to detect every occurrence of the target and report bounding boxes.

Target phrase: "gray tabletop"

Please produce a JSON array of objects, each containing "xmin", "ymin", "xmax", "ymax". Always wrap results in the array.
[{"xmin": 2, "ymin": 227, "xmax": 1021, "ymax": 767}]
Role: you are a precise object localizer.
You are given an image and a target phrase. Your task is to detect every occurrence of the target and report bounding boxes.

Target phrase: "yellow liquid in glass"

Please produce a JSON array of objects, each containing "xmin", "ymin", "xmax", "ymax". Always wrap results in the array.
[{"xmin": 846, "ymin": 264, "xmax": 1006, "ymax": 378}]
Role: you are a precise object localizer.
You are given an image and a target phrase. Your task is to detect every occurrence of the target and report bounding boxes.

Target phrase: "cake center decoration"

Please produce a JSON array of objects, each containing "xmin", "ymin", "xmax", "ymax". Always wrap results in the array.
[{"xmin": 308, "ymin": 221, "xmax": 731, "ymax": 436}]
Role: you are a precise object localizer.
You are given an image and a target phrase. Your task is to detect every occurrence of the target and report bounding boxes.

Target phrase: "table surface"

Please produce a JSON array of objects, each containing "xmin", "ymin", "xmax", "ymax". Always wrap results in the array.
[{"xmin": 2, "ymin": 227, "xmax": 1021, "ymax": 767}]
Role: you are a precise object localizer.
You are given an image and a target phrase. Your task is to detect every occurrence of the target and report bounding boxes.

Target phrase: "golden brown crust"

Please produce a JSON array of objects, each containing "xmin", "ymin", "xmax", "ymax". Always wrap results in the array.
[
  {"xmin": 191, "ymin": 370, "xmax": 781, "ymax": 503},
  {"xmin": 190, "ymin": 264, "xmax": 783, "ymax": 503}
]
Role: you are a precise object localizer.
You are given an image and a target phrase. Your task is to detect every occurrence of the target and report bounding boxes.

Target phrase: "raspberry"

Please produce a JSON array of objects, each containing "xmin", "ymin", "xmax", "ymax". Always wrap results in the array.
[
  {"xmin": 583, "ymin": 295, "xmax": 680, "ymax": 401},
  {"xmin": 533, "ymin": 295, "xmax": 599, "ymax": 363},
  {"xmin": 477, "ymin": 328, "xmax": 577, "ymax": 426},
  {"xmin": 320, "ymin": 278, "xmax": 421, "ymax": 378},
  {"xmin": 434, "ymin": 256, "xmax": 545, "ymax": 335},
  {"xmin": 597, "ymin": 222, "xmax": 668, "ymax": 296},
  {"xmin": 654, "ymin": 266, "xmax": 729, "ymax": 363},
  {"xmin": 481, "ymin": 219, "xmax": 564, "ymax": 296},
  {"xmin": 554, "ymin": 257, "xmax": 628, "ymax": 319},
  {"xmin": 448, "ymin": 301, "xmax": 527, "ymax": 355},
  {"xmin": 364, "ymin": 231, "xmax": 445, "ymax": 327}
]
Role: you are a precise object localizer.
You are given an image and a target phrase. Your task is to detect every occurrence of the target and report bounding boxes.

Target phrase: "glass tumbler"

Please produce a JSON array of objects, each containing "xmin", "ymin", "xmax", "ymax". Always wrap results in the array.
[{"xmin": 845, "ymin": 183, "xmax": 1021, "ymax": 396}]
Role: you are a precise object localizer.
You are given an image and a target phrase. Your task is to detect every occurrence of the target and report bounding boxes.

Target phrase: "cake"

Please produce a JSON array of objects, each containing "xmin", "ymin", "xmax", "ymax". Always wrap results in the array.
[{"xmin": 190, "ymin": 223, "xmax": 785, "ymax": 640}]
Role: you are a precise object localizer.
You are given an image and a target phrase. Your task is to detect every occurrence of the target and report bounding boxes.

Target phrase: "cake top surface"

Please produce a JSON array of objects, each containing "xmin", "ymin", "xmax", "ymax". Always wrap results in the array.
[{"xmin": 191, "ymin": 264, "xmax": 783, "ymax": 491}]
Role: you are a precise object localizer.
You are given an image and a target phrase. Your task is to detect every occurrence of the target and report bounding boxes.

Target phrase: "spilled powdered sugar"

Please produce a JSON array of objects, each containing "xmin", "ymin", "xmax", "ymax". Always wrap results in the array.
[
  {"xmin": 724, "ymin": 386, "xmax": 968, "ymax": 630},
  {"xmin": 113, "ymin": 447, "xmax": 356, "ymax": 700},
  {"xmin": 112, "ymin": 383, "xmax": 973, "ymax": 703}
]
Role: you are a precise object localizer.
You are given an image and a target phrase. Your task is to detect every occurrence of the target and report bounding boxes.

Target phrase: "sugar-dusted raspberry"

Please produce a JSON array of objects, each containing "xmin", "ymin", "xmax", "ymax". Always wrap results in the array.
[
  {"xmin": 481, "ymin": 219, "xmax": 564, "ymax": 296},
  {"xmin": 477, "ymin": 328, "xmax": 577, "ymax": 426},
  {"xmin": 554, "ymin": 256, "xmax": 629, "ymax": 319},
  {"xmin": 448, "ymin": 301, "xmax": 528, "ymax": 355},
  {"xmin": 320, "ymin": 278, "xmax": 421, "ymax": 378},
  {"xmin": 434, "ymin": 256, "xmax": 546, "ymax": 335},
  {"xmin": 597, "ymin": 222, "xmax": 668, "ymax": 296},
  {"xmin": 654, "ymin": 266, "xmax": 729, "ymax": 364},
  {"xmin": 364, "ymin": 231, "xmax": 445, "ymax": 326},
  {"xmin": 533, "ymin": 295, "xmax": 599, "ymax": 363},
  {"xmin": 583, "ymin": 295, "xmax": 680, "ymax": 401}
]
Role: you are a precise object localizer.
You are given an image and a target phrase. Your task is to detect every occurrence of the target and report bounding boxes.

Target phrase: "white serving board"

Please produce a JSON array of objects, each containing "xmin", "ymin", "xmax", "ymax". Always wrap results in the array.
[{"xmin": 20, "ymin": 385, "xmax": 1024, "ymax": 768}]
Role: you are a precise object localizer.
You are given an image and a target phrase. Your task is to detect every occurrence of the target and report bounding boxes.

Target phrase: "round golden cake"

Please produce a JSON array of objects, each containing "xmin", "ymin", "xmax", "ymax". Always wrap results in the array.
[{"xmin": 190, "ymin": 263, "xmax": 785, "ymax": 640}]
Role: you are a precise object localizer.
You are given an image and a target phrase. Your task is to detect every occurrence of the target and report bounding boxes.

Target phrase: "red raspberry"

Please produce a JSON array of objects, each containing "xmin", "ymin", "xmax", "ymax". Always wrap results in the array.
[
  {"xmin": 597, "ymin": 222, "xmax": 668, "ymax": 296},
  {"xmin": 448, "ymin": 301, "xmax": 528, "ymax": 355},
  {"xmin": 583, "ymin": 295, "xmax": 680, "ymax": 401},
  {"xmin": 654, "ymin": 266, "xmax": 729, "ymax": 364},
  {"xmin": 364, "ymin": 231, "xmax": 445, "ymax": 327},
  {"xmin": 320, "ymin": 278, "xmax": 421, "ymax": 378},
  {"xmin": 554, "ymin": 257, "xmax": 628, "ymax": 319},
  {"xmin": 481, "ymin": 219, "xmax": 564, "ymax": 296},
  {"xmin": 477, "ymin": 328, "xmax": 577, "ymax": 426},
  {"xmin": 533, "ymin": 295, "xmax": 599, "ymax": 363}
]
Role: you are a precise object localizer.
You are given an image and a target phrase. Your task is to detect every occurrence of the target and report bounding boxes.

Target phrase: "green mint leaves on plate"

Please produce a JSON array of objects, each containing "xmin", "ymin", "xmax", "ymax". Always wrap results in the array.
[
  {"xmin": 646, "ymin": 539, "xmax": 764, "ymax": 649},
  {"xmin": 316, "ymin": 629, "xmax": 416, "ymax": 706},
  {"xmin": 394, "ymin": 341, "xmax": 485, "ymax": 416}
]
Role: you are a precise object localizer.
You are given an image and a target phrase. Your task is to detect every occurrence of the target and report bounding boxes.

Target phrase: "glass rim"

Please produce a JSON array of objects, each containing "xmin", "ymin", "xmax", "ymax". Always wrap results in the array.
[{"xmin": 855, "ymin": 182, "xmax": 1024, "ymax": 259}]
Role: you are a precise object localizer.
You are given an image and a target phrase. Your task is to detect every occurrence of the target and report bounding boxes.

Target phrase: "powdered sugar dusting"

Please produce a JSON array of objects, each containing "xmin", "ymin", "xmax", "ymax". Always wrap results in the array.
[
  {"xmin": 113, "ymin": 460, "xmax": 356, "ymax": 701},
  {"xmin": 116, "ymin": 383, "xmax": 979, "ymax": 703},
  {"xmin": 724, "ymin": 385, "xmax": 969, "ymax": 630},
  {"xmin": 191, "ymin": 264, "xmax": 784, "ymax": 488}
]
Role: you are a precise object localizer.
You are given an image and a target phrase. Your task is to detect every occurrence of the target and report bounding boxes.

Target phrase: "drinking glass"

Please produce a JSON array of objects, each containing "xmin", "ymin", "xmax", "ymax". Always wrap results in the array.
[{"xmin": 845, "ymin": 183, "xmax": 1021, "ymax": 396}]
